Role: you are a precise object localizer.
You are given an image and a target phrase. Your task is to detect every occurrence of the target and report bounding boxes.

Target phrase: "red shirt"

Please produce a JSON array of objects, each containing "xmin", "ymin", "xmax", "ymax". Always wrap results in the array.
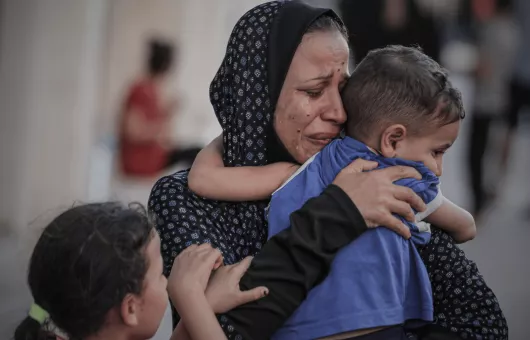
[{"xmin": 119, "ymin": 80, "xmax": 168, "ymax": 177}]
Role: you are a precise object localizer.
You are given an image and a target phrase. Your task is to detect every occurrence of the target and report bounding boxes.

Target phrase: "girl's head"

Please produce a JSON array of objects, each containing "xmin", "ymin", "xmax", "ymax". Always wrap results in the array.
[{"xmin": 15, "ymin": 202, "xmax": 168, "ymax": 340}]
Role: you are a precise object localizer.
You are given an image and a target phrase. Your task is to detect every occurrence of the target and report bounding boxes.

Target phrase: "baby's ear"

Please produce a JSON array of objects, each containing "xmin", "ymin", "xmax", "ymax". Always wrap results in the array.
[
  {"xmin": 379, "ymin": 124, "xmax": 407, "ymax": 158},
  {"xmin": 120, "ymin": 293, "xmax": 141, "ymax": 327}
]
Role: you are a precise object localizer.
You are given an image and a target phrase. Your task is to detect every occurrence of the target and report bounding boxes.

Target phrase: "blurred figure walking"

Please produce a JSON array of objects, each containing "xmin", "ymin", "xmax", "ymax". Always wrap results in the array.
[
  {"xmin": 339, "ymin": 0, "xmax": 442, "ymax": 63},
  {"xmin": 501, "ymin": 0, "xmax": 530, "ymax": 174},
  {"xmin": 468, "ymin": 0, "xmax": 518, "ymax": 217}
]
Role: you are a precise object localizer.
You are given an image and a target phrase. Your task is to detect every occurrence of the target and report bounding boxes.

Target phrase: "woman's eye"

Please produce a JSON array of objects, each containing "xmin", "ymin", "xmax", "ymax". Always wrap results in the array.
[
  {"xmin": 433, "ymin": 150, "xmax": 445, "ymax": 156},
  {"xmin": 305, "ymin": 90, "xmax": 323, "ymax": 98}
]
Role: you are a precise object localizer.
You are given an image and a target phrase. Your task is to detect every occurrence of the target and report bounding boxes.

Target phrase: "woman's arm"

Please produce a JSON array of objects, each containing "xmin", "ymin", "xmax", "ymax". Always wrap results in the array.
[
  {"xmin": 188, "ymin": 134, "xmax": 299, "ymax": 201},
  {"xmin": 425, "ymin": 198, "xmax": 476, "ymax": 243}
]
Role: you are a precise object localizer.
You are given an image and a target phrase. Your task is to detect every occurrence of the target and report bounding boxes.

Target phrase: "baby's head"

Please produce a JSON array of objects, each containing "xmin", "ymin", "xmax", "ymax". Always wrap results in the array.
[
  {"xmin": 15, "ymin": 203, "xmax": 168, "ymax": 340},
  {"xmin": 343, "ymin": 45, "xmax": 465, "ymax": 176}
]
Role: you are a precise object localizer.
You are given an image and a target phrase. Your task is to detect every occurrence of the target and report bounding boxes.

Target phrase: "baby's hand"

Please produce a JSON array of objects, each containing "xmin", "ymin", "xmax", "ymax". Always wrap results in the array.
[
  {"xmin": 205, "ymin": 256, "xmax": 268, "ymax": 313},
  {"xmin": 168, "ymin": 244, "xmax": 223, "ymax": 304}
]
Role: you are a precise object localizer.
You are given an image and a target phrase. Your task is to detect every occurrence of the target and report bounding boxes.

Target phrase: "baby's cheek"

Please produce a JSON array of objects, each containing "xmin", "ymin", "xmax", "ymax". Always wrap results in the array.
[{"xmin": 424, "ymin": 158, "xmax": 439, "ymax": 175}]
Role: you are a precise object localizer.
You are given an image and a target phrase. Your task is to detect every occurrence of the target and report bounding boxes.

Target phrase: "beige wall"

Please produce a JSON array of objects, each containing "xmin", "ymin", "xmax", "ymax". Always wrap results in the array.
[{"xmin": 0, "ymin": 0, "xmax": 107, "ymax": 234}]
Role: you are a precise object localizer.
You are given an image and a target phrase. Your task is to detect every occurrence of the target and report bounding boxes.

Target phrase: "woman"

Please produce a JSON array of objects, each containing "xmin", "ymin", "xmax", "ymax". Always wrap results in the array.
[{"xmin": 149, "ymin": 1, "xmax": 507, "ymax": 339}]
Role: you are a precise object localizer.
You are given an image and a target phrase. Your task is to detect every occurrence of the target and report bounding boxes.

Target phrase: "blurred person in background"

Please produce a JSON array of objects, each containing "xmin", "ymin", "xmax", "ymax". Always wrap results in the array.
[
  {"xmin": 119, "ymin": 39, "xmax": 202, "ymax": 178},
  {"xmin": 468, "ymin": 0, "xmax": 518, "ymax": 218},
  {"xmin": 500, "ymin": 0, "xmax": 530, "ymax": 200},
  {"xmin": 339, "ymin": 0, "xmax": 442, "ymax": 64}
]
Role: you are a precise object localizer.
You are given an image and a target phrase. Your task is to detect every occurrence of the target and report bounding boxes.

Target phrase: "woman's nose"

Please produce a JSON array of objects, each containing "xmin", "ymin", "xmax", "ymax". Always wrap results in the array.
[{"xmin": 321, "ymin": 91, "xmax": 347, "ymax": 124}]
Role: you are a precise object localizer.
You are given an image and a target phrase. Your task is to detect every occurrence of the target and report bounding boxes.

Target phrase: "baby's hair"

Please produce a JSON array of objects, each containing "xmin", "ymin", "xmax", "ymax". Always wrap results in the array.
[
  {"xmin": 343, "ymin": 45, "xmax": 465, "ymax": 141},
  {"xmin": 14, "ymin": 202, "xmax": 154, "ymax": 340}
]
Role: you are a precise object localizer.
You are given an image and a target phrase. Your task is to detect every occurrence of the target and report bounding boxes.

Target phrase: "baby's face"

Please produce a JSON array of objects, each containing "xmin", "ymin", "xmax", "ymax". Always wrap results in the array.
[{"xmin": 395, "ymin": 121, "xmax": 461, "ymax": 177}]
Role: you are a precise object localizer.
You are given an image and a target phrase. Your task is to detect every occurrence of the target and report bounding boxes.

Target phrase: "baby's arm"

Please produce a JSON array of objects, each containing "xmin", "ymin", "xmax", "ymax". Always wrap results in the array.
[
  {"xmin": 425, "ymin": 197, "xmax": 476, "ymax": 243},
  {"xmin": 188, "ymin": 134, "xmax": 299, "ymax": 201}
]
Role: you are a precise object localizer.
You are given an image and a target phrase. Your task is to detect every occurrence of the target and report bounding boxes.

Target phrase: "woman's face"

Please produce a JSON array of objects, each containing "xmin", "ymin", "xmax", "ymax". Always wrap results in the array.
[{"xmin": 274, "ymin": 29, "xmax": 350, "ymax": 164}]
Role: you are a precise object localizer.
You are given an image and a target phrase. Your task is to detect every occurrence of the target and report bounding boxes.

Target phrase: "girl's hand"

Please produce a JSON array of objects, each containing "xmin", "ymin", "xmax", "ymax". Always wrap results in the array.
[
  {"xmin": 168, "ymin": 244, "xmax": 223, "ymax": 304},
  {"xmin": 205, "ymin": 256, "xmax": 269, "ymax": 313}
]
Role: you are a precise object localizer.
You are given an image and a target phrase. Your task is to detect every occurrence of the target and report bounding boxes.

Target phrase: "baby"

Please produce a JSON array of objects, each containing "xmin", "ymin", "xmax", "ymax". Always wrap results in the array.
[{"xmin": 189, "ymin": 45, "xmax": 475, "ymax": 339}]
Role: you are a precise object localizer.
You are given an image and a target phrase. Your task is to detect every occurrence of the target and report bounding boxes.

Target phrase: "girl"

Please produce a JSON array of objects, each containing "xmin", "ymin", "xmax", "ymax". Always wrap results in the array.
[{"xmin": 14, "ymin": 202, "xmax": 266, "ymax": 340}]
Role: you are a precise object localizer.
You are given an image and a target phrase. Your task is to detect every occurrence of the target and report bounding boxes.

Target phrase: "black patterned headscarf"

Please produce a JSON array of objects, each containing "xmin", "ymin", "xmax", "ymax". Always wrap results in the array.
[{"xmin": 210, "ymin": 1, "xmax": 342, "ymax": 167}]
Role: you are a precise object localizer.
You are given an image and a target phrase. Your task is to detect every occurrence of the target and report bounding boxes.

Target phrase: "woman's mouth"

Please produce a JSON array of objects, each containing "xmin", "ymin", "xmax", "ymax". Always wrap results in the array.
[
  {"xmin": 308, "ymin": 138, "xmax": 332, "ymax": 146},
  {"xmin": 306, "ymin": 133, "xmax": 338, "ymax": 147}
]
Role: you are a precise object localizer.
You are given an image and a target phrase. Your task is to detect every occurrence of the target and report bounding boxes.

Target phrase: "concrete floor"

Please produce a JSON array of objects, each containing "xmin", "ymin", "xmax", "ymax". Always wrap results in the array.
[{"xmin": 1, "ymin": 94, "xmax": 528, "ymax": 339}]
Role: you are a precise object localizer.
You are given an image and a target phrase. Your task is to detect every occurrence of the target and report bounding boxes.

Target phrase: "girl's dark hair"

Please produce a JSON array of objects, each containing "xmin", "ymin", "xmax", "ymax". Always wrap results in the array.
[
  {"xmin": 148, "ymin": 39, "xmax": 175, "ymax": 76},
  {"xmin": 14, "ymin": 202, "xmax": 154, "ymax": 340}
]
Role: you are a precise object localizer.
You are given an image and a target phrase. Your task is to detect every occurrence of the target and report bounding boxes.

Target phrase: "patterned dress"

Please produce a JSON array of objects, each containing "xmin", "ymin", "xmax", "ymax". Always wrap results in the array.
[{"xmin": 149, "ymin": 1, "xmax": 508, "ymax": 339}]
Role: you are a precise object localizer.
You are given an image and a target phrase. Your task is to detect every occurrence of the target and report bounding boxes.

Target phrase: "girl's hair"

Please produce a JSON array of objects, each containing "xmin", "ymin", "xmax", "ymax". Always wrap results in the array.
[{"xmin": 14, "ymin": 202, "xmax": 154, "ymax": 340}]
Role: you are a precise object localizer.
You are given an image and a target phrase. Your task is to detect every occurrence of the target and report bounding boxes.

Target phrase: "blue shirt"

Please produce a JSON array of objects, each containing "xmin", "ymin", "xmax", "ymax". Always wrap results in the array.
[{"xmin": 268, "ymin": 137, "xmax": 440, "ymax": 340}]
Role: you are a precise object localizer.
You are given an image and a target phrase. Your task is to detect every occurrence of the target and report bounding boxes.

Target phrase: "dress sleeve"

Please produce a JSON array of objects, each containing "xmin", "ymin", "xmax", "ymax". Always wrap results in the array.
[{"xmin": 222, "ymin": 184, "xmax": 367, "ymax": 340}]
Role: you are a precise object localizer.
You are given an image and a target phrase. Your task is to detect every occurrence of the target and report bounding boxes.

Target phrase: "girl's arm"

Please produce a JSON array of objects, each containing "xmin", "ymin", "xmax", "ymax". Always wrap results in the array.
[
  {"xmin": 188, "ymin": 134, "xmax": 299, "ymax": 201},
  {"xmin": 425, "ymin": 198, "xmax": 476, "ymax": 243},
  {"xmin": 167, "ymin": 245, "xmax": 228, "ymax": 340},
  {"xmin": 169, "ymin": 252, "xmax": 267, "ymax": 340},
  {"xmin": 170, "ymin": 293, "xmax": 227, "ymax": 340}
]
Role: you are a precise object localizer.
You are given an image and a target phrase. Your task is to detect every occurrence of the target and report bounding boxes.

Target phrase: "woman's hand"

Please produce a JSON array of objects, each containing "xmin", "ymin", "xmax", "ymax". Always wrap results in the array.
[
  {"xmin": 167, "ymin": 244, "xmax": 224, "ymax": 304},
  {"xmin": 332, "ymin": 159, "xmax": 426, "ymax": 239},
  {"xmin": 205, "ymin": 256, "xmax": 269, "ymax": 313}
]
